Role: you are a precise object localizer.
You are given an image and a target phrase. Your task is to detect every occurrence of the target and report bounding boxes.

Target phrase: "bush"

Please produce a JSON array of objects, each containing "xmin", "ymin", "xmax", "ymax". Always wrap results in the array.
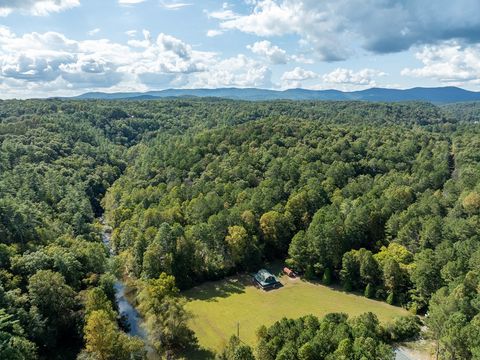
[
  {"xmin": 386, "ymin": 292, "xmax": 395, "ymax": 305},
  {"xmin": 304, "ymin": 265, "xmax": 315, "ymax": 280},
  {"xmin": 387, "ymin": 316, "xmax": 421, "ymax": 342},
  {"xmin": 322, "ymin": 268, "xmax": 332, "ymax": 285},
  {"xmin": 375, "ymin": 288, "xmax": 386, "ymax": 300},
  {"xmin": 364, "ymin": 283, "xmax": 375, "ymax": 298}
]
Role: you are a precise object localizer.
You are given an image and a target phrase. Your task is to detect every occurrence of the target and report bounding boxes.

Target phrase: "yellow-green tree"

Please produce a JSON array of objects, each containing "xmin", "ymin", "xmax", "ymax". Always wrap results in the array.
[{"xmin": 84, "ymin": 310, "xmax": 144, "ymax": 360}]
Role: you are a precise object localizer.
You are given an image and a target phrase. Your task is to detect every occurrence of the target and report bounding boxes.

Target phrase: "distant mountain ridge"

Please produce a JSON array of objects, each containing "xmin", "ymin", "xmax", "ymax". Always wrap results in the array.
[{"xmin": 71, "ymin": 86, "xmax": 480, "ymax": 103}]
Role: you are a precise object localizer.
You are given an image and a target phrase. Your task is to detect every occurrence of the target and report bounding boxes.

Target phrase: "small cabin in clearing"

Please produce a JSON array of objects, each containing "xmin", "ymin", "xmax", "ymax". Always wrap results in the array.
[{"xmin": 254, "ymin": 269, "xmax": 281, "ymax": 290}]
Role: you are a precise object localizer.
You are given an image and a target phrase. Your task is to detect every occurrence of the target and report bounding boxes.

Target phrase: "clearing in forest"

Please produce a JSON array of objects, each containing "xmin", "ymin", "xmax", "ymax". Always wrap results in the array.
[{"xmin": 184, "ymin": 271, "xmax": 410, "ymax": 353}]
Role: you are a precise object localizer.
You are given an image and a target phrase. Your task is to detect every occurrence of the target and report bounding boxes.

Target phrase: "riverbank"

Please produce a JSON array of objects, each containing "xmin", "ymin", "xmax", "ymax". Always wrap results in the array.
[
  {"xmin": 101, "ymin": 223, "xmax": 146, "ymax": 340},
  {"xmin": 395, "ymin": 340, "xmax": 435, "ymax": 360}
]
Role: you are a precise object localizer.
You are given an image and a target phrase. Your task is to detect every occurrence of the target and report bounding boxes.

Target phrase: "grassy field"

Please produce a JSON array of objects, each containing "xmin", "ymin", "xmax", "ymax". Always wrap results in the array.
[{"xmin": 184, "ymin": 270, "xmax": 410, "ymax": 354}]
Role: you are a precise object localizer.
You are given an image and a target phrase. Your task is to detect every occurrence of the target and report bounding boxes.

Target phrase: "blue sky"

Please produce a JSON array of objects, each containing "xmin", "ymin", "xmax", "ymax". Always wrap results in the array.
[{"xmin": 1, "ymin": 0, "xmax": 480, "ymax": 98}]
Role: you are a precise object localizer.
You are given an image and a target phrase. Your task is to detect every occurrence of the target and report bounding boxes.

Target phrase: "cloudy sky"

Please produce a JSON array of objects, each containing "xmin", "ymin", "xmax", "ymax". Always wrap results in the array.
[{"xmin": 1, "ymin": 0, "xmax": 480, "ymax": 98}]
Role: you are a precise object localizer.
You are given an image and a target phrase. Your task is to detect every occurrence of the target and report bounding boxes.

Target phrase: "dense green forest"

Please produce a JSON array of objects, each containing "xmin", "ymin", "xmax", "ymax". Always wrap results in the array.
[
  {"xmin": 0, "ymin": 99, "xmax": 479, "ymax": 359},
  {"xmin": 218, "ymin": 312, "xmax": 421, "ymax": 360}
]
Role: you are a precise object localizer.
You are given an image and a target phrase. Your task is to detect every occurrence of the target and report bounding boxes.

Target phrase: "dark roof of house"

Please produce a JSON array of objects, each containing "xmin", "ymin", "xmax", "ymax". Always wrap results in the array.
[{"xmin": 254, "ymin": 269, "xmax": 279, "ymax": 287}]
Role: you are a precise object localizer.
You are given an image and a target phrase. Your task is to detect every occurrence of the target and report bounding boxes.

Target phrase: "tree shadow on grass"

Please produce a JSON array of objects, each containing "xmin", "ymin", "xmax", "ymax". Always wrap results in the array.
[
  {"xmin": 300, "ymin": 277, "xmax": 390, "ymax": 302},
  {"xmin": 299, "ymin": 277, "xmax": 353, "ymax": 293},
  {"xmin": 184, "ymin": 274, "xmax": 251, "ymax": 302}
]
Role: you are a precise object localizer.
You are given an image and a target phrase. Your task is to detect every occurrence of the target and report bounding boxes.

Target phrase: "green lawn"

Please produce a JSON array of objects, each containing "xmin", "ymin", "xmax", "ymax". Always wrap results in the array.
[{"xmin": 184, "ymin": 271, "xmax": 410, "ymax": 353}]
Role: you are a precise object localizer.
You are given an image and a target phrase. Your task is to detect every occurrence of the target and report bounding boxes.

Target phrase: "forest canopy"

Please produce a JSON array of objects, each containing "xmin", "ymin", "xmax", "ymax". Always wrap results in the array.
[{"xmin": 0, "ymin": 99, "xmax": 479, "ymax": 359}]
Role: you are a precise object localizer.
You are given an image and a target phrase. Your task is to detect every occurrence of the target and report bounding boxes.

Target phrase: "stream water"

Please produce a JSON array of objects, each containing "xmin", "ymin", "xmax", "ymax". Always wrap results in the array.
[
  {"xmin": 101, "ymin": 226, "xmax": 146, "ymax": 339},
  {"xmin": 394, "ymin": 347, "xmax": 417, "ymax": 360}
]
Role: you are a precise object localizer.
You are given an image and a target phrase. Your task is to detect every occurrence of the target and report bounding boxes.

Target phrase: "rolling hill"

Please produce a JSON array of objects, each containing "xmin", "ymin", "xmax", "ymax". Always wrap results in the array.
[{"xmin": 70, "ymin": 86, "xmax": 480, "ymax": 103}]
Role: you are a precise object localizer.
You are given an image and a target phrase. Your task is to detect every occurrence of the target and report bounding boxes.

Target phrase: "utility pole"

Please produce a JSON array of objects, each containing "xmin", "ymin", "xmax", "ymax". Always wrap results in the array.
[{"xmin": 237, "ymin": 322, "xmax": 240, "ymax": 339}]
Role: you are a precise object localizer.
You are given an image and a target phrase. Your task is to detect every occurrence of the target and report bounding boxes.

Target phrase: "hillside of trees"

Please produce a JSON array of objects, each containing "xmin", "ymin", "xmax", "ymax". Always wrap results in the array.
[{"xmin": 0, "ymin": 99, "xmax": 479, "ymax": 359}]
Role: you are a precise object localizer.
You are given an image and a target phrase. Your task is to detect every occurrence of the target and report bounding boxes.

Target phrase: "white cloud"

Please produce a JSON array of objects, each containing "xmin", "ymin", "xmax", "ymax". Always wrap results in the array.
[
  {"xmin": 0, "ymin": 0, "xmax": 80, "ymax": 16},
  {"xmin": 279, "ymin": 67, "xmax": 386, "ymax": 90},
  {"xmin": 281, "ymin": 67, "xmax": 317, "ymax": 82},
  {"xmin": 206, "ymin": 29, "xmax": 223, "ymax": 37},
  {"xmin": 118, "ymin": 0, "xmax": 146, "ymax": 5},
  {"xmin": 322, "ymin": 68, "xmax": 386, "ymax": 86},
  {"xmin": 191, "ymin": 55, "xmax": 272, "ymax": 88},
  {"xmin": 87, "ymin": 28, "xmax": 100, "ymax": 36},
  {"xmin": 247, "ymin": 40, "xmax": 313, "ymax": 65},
  {"xmin": 0, "ymin": 27, "xmax": 194, "ymax": 90},
  {"xmin": 219, "ymin": 0, "xmax": 293, "ymax": 36},
  {"xmin": 0, "ymin": 26, "xmax": 274, "ymax": 97},
  {"xmin": 247, "ymin": 40, "xmax": 287, "ymax": 64},
  {"xmin": 280, "ymin": 66, "xmax": 317, "ymax": 88},
  {"xmin": 290, "ymin": 54, "xmax": 314, "ymax": 64},
  {"xmin": 401, "ymin": 42, "xmax": 480, "ymax": 84},
  {"xmin": 207, "ymin": 9, "xmax": 239, "ymax": 21},
  {"xmin": 213, "ymin": 0, "xmax": 480, "ymax": 61},
  {"xmin": 216, "ymin": 0, "xmax": 349, "ymax": 61},
  {"xmin": 125, "ymin": 30, "xmax": 137, "ymax": 37},
  {"xmin": 156, "ymin": 33, "xmax": 191, "ymax": 59},
  {"xmin": 160, "ymin": 1, "xmax": 192, "ymax": 10}
]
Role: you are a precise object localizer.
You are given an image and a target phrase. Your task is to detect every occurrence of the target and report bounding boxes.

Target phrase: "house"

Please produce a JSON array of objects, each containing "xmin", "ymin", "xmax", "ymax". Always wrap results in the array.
[{"xmin": 254, "ymin": 269, "xmax": 281, "ymax": 290}]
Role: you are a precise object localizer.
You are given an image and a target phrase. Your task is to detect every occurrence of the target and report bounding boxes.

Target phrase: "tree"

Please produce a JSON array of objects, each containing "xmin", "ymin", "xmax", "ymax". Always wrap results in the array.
[
  {"xmin": 225, "ymin": 225, "xmax": 250, "ymax": 265},
  {"xmin": 143, "ymin": 297, "xmax": 195, "ymax": 355},
  {"xmin": 137, "ymin": 273, "xmax": 177, "ymax": 312},
  {"xmin": 352, "ymin": 336, "xmax": 393, "ymax": 360},
  {"xmin": 28, "ymin": 269, "xmax": 77, "ymax": 346},
  {"xmin": 84, "ymin": 310, "xmax": 144, "ymax": 360},
  {"xmin": 358, "ymin": 249, "xmax": 380, "ymax": 288},
  {"xmin": 322, "ymin": 268, "xmax": 332, "ymax": 285},
  {"xmin": 349, "ymin": 312, "xmax": 381, "ymax": 340},
  {"xmin": 253, "ymin": 311, "xmax": 393, "ymax": 360},
  {"xmin": 426, "ymin": 288, "xmax": 456, "ymax": 360},
  {"xmin": 276, "ymin": 342, "xmax": 298, "ymax": 360},
  {"xmin": 386, "ymin": 316, "xmax": 421, "ymax": 342},
  {"xmin": 419, "ymin": 216, "xmax": 443, "ymax": 249},
  {"xmin": 298, "ymin": 342, "xmax": 316, "ymax": 360},
  {"xmin": 142, "ymin": 223, "xmax": 177, "ymax": 279},
  {"xmin": 411, "ymin": 249, "xmax": 442, "ymax": 307},
  {"xmin": 340, "ymin": 251, "xmax": 359, "ymax": 291},
  {"xmin": 462, "ymin": 191, "xmax": 480, "ymax": 215},
  {"xmin": 382, "ymin": 258, "xmax": 402, "ymax": 302},
  {"xmin": 84, "ymin": 310, "xmax": 120, "ymax": 360},
  {"xmin": 285, "ymin": 191, "xmax": 310, "ymax": 229},
  {"xmin": 305, "ymin": 206, "xmax": 345, "ymax": 272},
  {"xmin": 466, "ymin": 315, "xmax": 480, "ymax": 359},
  {"xmin": 287, "ymin": 231, "xmax": 309, "ymax": 272},
  {"xmin": 0, "ymin": 309, "xmax": 37, "ymax": 360},
  {"xmin": 142, "ymin": 242, "xmax": 163, "ymax": 280},
  {"xmin": 136, "ymin": 274, "xmax": 195, "ymax": 356},
  {"xmin": 84, "ymin": 287, "xmax": 115, "ymax": 321},
  {"xmin": 332, "ymin": 338, "xmax": 352, "ymax": 360},
  {"xmin": 218, "ymin": 335, "xmax": 255, "ymax": 360},
  {"xmin": 259, "ymin": 211, "xmax": 292, "ymax": 255},
  {"xmin": 231, "ymin": 345, "xmax": 255, "ymax": 360},
  {"xmin": 364, "ymin": 283, "xmax": 374, "ymax": 299},
  {"xmin": 440, "ymin": 312, "xmax": 469, "ymax": 360}
]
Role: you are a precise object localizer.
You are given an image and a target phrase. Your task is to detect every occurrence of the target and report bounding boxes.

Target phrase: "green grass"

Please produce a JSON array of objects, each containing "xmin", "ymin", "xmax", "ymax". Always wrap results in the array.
[{"xmin": 184, "ymin": 271, "xmax": 410, "ymax": 354}]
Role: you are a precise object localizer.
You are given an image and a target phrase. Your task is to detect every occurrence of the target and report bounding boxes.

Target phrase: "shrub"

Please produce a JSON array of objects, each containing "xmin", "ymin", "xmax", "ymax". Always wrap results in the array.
[
  {"xmin": 322, "ymin": 268, "xmax": 332, "ymax": 285},
  {"xmin": 364, "ymin": 283, "xmax": 375, "ymax": 298},
  {"xmin": 386, "ymin": 292, "xmax": 395, "ymax": 305},
  {"xmin": 387, "ymin": 316, "xmax": 421, "ymax": 342}
]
